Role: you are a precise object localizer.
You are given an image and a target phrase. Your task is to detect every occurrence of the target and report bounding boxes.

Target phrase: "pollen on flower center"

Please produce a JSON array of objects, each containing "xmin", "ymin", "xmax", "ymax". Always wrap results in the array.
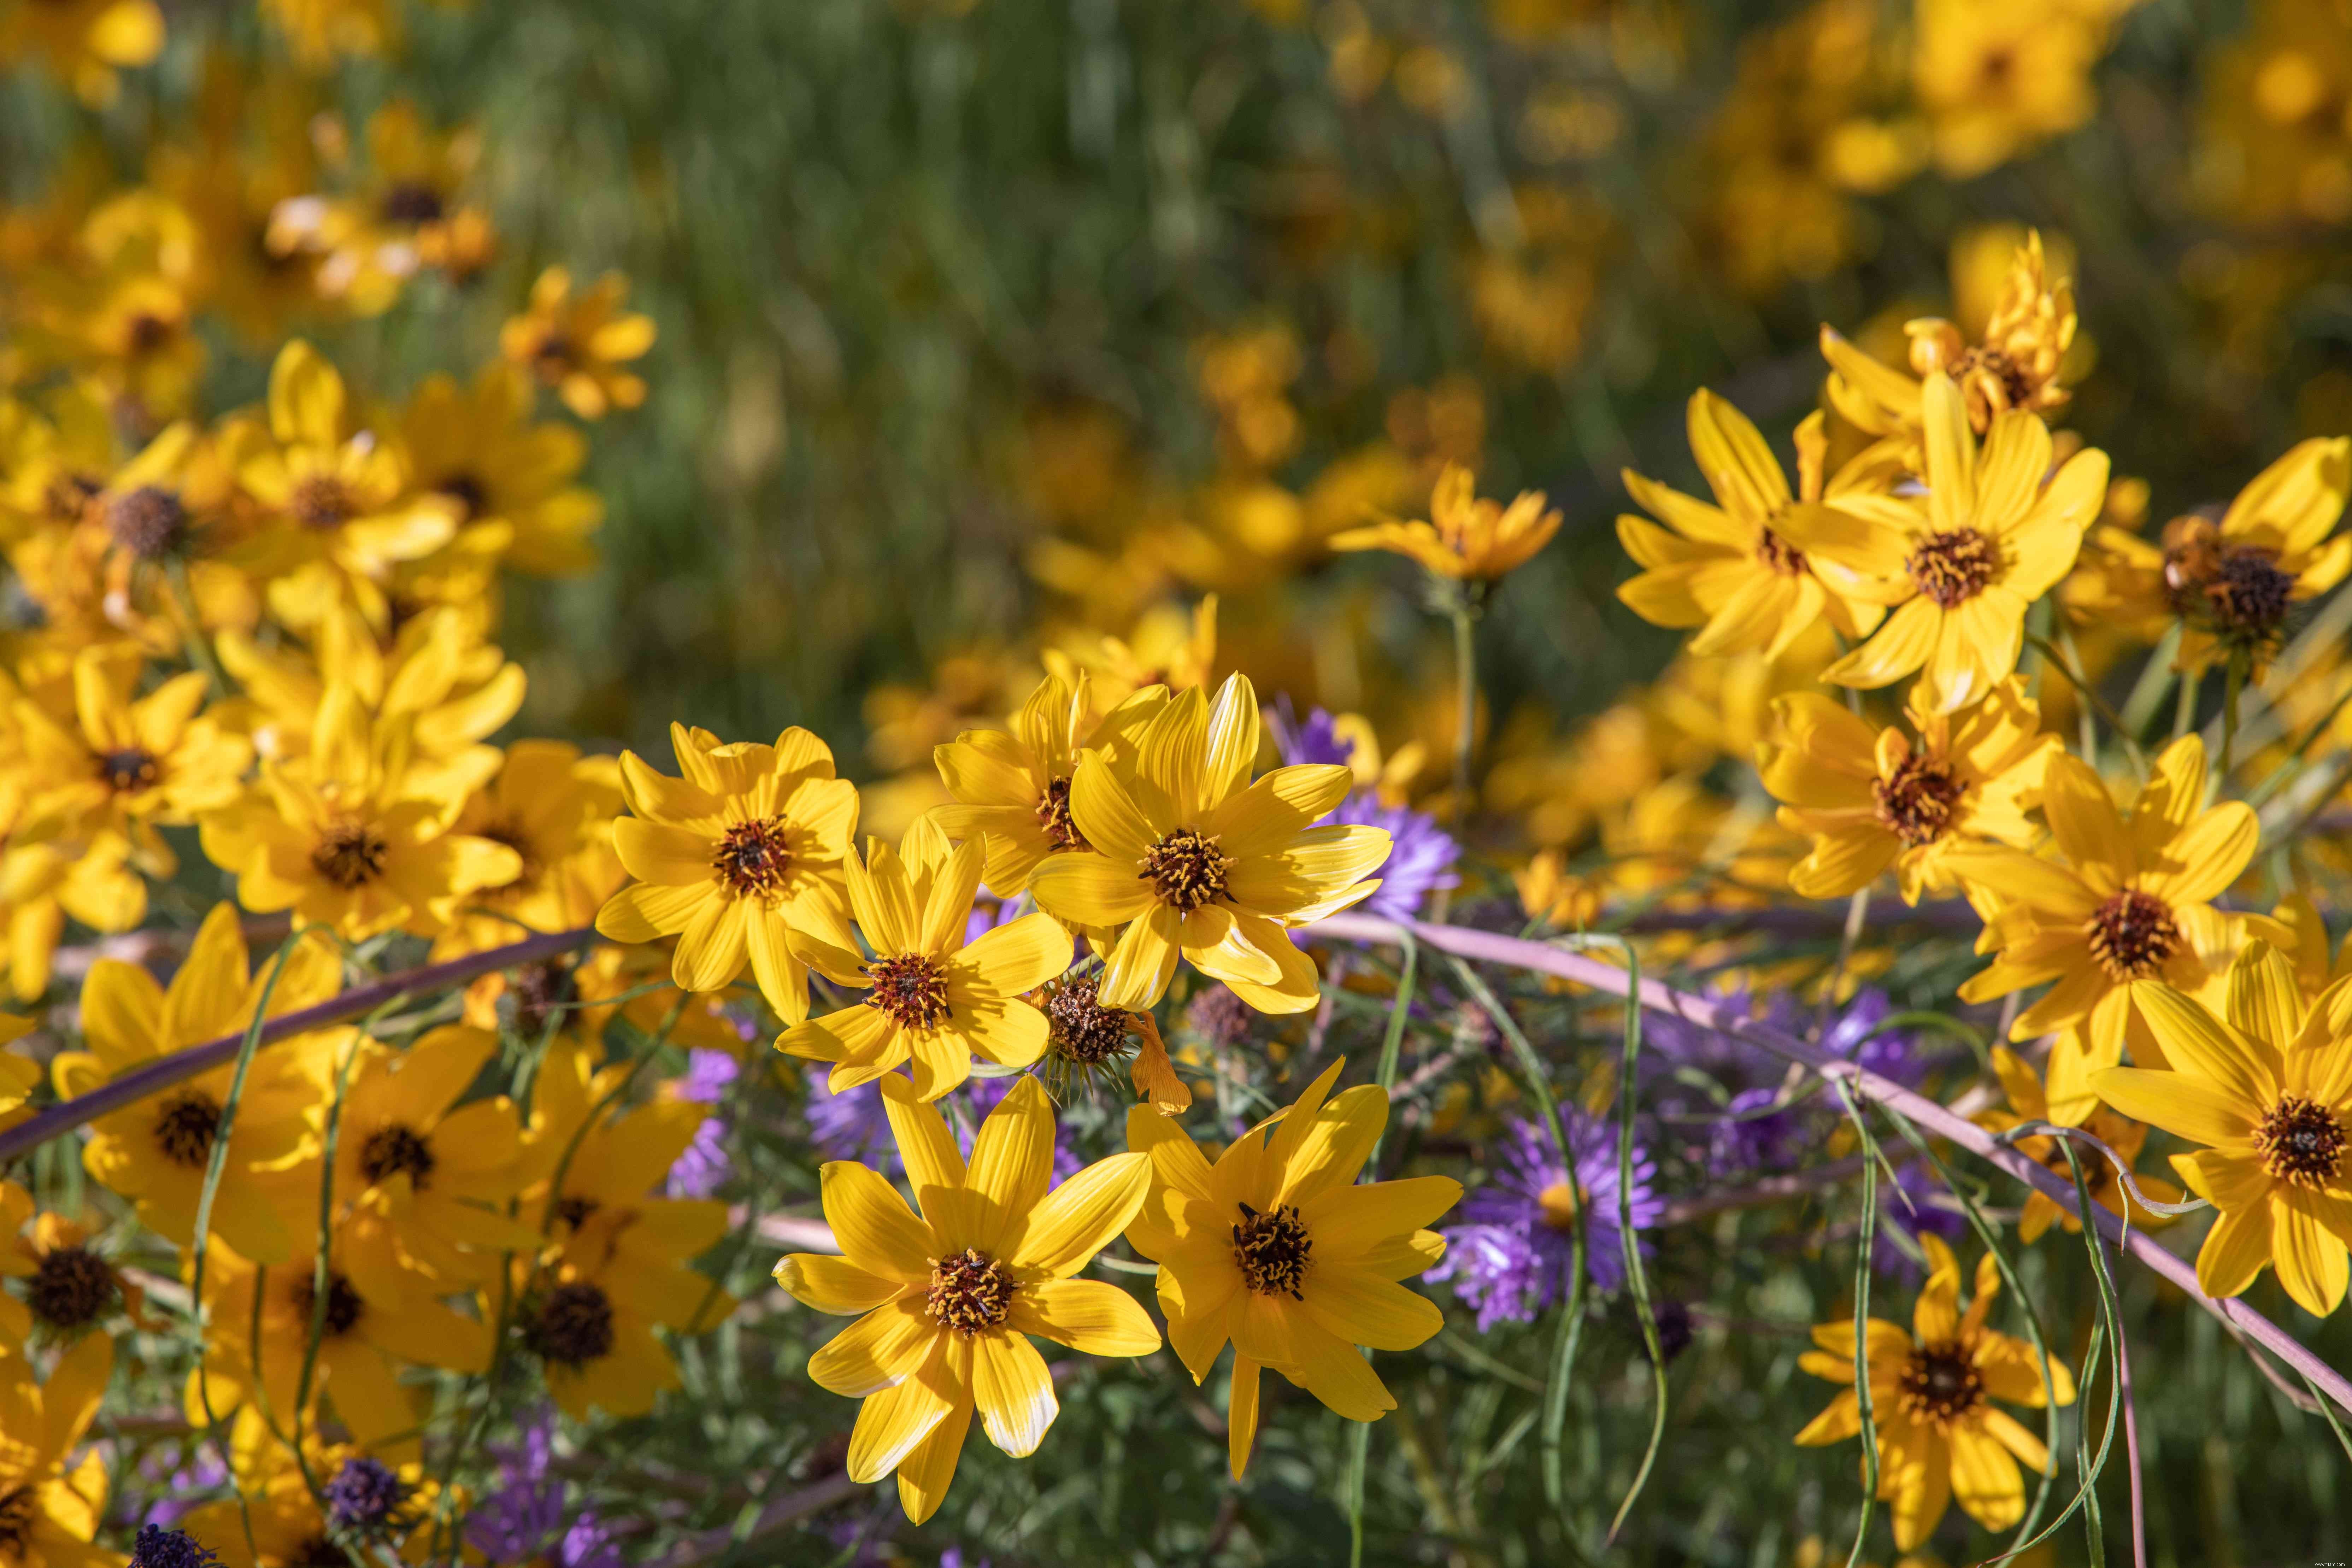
[
  {"xmin": 925, "ymin": 1247, "xmax": 1015, "ymax": 1335},
  {"xmin": 290, "ymin": 1269, "xmax": 366, "ymax": 1338},
  {"xmin": 1141, "ymin": 827, "xmax": 1231, "ymax": 912},
  {"xmin": 2084, "ymin": 888, "xmax": 2181, "ymax": 981},
  {"xmin": 2205, "ymin": 547, "xmax": 2295, "ymax": 643},
  {"xmin": 1897, "ymin": 1341, "xmax": 1985, "ymax": 1423},
  {"xmin": 291, "ymin": 474, "xmax": 355, "ymax": 530},
  {"xmin": 710, "ymin": 816, "xmax": 793, "ymax": 899},
  {"xmin": 379, "ymin": 181, "xmax": 446, "ymax": 225},
  {"xmin": 864, "ymin": 952, "xmax": 951, "ymax": 1032},
  {"xmin": 1034, "ymin": 774, "xmax": 1090, "ymax": 852},
  {"xmin": 27, "ymin": 1245, "xmax": 116, "ymax": 1329},
  {"xmin": 1535, "ymin": 1181, "xmax": 1582, "ymax": 1232},
  {"xmin": 526, "ymin": 1281, "xmax": 616, "ymax": 1365},
  {"xmin": 0, "ymin": 1487, "xmax": 36, "ymax": 1557},
  {"xmin": 1042, "ymin": 972, "xmax": 1133, "ymax": 1067},
  {"xmin": 1951, "ymin": 345, "xmax": 2037, "ymax": 416},
  {"xmin": 311, "ymin": 819, "xmax": 390, "ymax": 889},
  {"xmin": 1906, "ymin": 527, "xmax": 1999, "ymax": 609},
  {"xmin": 1754, "ymin": 525, "xmax": 1807, "ymax": 577},
  {"xmin": 1232, "ymin": 1202, "xmax": 1312, "ymax": 1299},
  {"xmin": 359, "ymin": 1123, "xmax": 436, "ymax": 1188},
  {"xmin": 2256, "ymin": 1095, "xmax": 2345, "ymax": 1187},
  {"xmin": 107, "ymin": 486, "xmax": 188, "ymax": 559},
  {"xmin": 1871, "ymin": 754, "xmax": 1966, "ymax": 848},
  {"xmin": 96, "ymin": 746, "xmax": 161, "ymax": 794},
  {"xmin": 152, "ymin": 1090, "xmax": 223, "ymax": 1167}
]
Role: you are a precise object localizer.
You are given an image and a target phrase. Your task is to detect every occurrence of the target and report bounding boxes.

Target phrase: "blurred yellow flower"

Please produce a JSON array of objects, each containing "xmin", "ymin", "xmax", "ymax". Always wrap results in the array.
[
  {"xmin": 0, "ymin": 0, "xmax": 160, "ymax": 105},
  {"xmin": 1912, "ymin": 0, "xmax": 2105, "ymax": 178},
  {"xmin": 501, "ymin": 267, "xmax": 655, "ymax": 421},
  {"xmin": 0, "ymin": 1337, "xmax": 111, "ymax": 1564},
  {"xmin": 2155, "ymin": 436, "xmax": 2352, "ymax": 677},
  {"xmin": 1333, "ymin": 462, "xmax": 1561, "ymax": 583},
  {"xmin": 1976, "ymin": 1045, "xmax": 2182, "ymax": 1244},
  {"xmin": 401, "ymin": 362, "xmax": 605, "ymax": 577}
]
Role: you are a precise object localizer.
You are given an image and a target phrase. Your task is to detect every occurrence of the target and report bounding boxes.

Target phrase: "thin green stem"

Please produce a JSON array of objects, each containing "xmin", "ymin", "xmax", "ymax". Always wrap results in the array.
[
  {"xmin": 1829, "ymin": 1079, "xmax": 1880, "ymax": 1568},
  {"xmin": 1350, "ymin": 933, "xmax": 1417, "ymax": 1568},
  {"xmin": 1605, "ymin": 946, "xmax": 1668, "ymax": 1548}
]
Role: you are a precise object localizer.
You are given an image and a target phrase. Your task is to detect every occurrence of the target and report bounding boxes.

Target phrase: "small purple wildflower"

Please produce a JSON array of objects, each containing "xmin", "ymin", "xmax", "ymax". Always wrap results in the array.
[
  {"xmin": 135, "ymin": 1449, "xmax": 228, "ymax": 1527},
  {"xmin": 1431, "ymin": 1110, "xmax": 1662, "ymax": 1329},
  {"xmin": 803, "ymin": 1067, "xmax": 899, "ymax": 1174},
  {"xmin": 130, "ymin": 1526, "xmax": 218, "ymax": 1568},
  {"xmin": 666, "ymin": 1050, "xmax": 740, "ymax": 1198},
  {"xmin": 465, "ymin": 1411, "xmax": 627, "ymax": 1568},
  {"xmin": 1707, "ymin": 1086, "xmax": 1806, "ymax": 1176},
  {"xmin": 322, "ymin": 1457, "xmax": 410, "ymax": 1534},
  {"xmin": 1272, "ymin": 704, "xmax": 1458, "ymax": 921}
]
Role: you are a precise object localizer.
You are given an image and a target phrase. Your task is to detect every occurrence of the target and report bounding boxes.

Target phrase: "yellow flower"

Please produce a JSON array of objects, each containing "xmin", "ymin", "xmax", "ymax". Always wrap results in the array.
[
  {"xmin": 0, "ymin": 0, "xmax": 160, "ymax": 105},
  {"xmin": 1911, "ymin": 0, "xmax": 2104, "ymax": 178},
  {"xmin": 1975, "ymin": 1046, "xmax": 2182, "ymax": 1244},
  {"xmin": 17, "ymin": 646, "xmax": 251, "ymax": 844},
  {"xmin": 2093, "ymin": 943, "xmax": 2352, "ymax": 1317},
  {"xmin": 930, "ymin": 670, "xmax": 1167, "ymax": 895},
  {"xmin": 514, "ymin": 1214, "xmax": 733, "ymax": 1422},
  {"xmin": 523, "ymin": 1039, "xmax": 736, "ymax": 1277},
  {"xmin": 2153, "ymin": 436, "xmax": 2352, "ymax": 676},
  {"xmin": 1124, "ymin": 1058, "xmax": 1459, "ymax": 1478},
  {"xmin": 774, "ymin": 1075, "xmax": 1157, "ymax": 1523},
  {"xmin": 781, "ymin": 818, "xmax": 1072, "ymax": 1100},
  {"xmin": 1616, "ymin": 393, "xmax": 1897, "ymax": 660},
  {"xmin": 1950, "ymin": 736, "xmax": 2265, "ymax": 1077},
  {"xmin": 401, "ymin": 361, "xmax": 605, "ymax": 576},
  {"xmin": 1787, "ymin": 372, "xmax": 2107, "ymax": 713},
  {"xmin": 1822, "ymin": 233, "xmax": 2078, "ymax": 451},
  {"xmin": 0, "ymin": 1337, "xmax": 112, "ymax": 1568},
  {"xmin": 1795, "ymin": 1234, "xmax": 2074, "ymax": 1551},
  {"xmin": 1513, "ymin": 847, "xmax": 1601, "ymax": 929},
  {"xmin": 325, "ymin": 1026, "xmax": 541, "ymax": 1300},
  {"xmin": 51, "ymin": 903, "xmax": 340, "ymax": 1263},
  {"xmin": 594, "ymin": 721, "xmax": 859, "ymax": 1023},
  {"xmin": 1045, "ymin": 593, "xmax": 1220, "ymax": 710},
  {"xmin": 198, "ymin": 687, "xmax": 522, "ymax": 940},
  {"xmin": 267, "ymin": 101, "xmax": 493, "ymax": 313},
  {"xmin": 1029, "ymin": 672, "xmax": 1390, "ymax": 1015},
  {"xmin": 0, "ymin": 1014, "xmax": 36, "ymax": 1128},
  {"xmin": 432, "ymin": 742, "xmax": 623, "ymax": 962},
  {"xmin": 224, "ymin": 341, "xmax": 460, "ymax": 629},
  {"xmin": 0, "ymin": 1186, "xmax": 148, "ymax": 1343},
  {"xmin": 1331, "ymin": 461, "xmax": 1560, "ymax": 581},
  {"xmin": 1760, "ymin": 676, "xmax": 2057, "ymax": 904},
  {"xmin": 500, "ymin": 267, "xmax": 655, "ymax": 420},
  {"xmin": 259, "ymin": 0, "xmax": 391, "ymax": 67},
  {"xmin": 183, "ymin": 1438, "xmax": 444, "ymax": 1568}
]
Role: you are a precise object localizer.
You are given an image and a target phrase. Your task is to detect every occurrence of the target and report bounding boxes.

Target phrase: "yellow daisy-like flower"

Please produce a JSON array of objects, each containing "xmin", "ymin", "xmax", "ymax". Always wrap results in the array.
[
  {"xmin": 774, "ymin": 1075, "xmax": 1158, "ymax": 1524},
  {"xmin": 1028, "ymin": 672, "xmax": 1390, "ymax": 1015},
  {"xmin": 500, "ymin": 267, "xmax": 655, "ymax": 420},
  {"xmin": 781, "ymin": 818, "xmax": 1072, "ymax": 1100},
  {"xmin": 1795, "ymin": 1234, "xmax": 2074, "ymax": 1551},
  {"xmin": 1616, "ymin": 394, "xmax": 1895, "ymax": 661},
  {"xmin": 1911, "ymin": 1, "xmax": 2103, "ymax": 180},
  {"xmin": 2093, "ymin": 944, "xmax": 2352, "ymax": 1317},
  {"xmin": 1124, "ymin": 1058, "xmax": 1459, "ymax": 1478},
  {"xmin": 593, "ymin": 721, "xmax": 858, "ymax": 1024},
  {"xmin": 0, "ymin": 1187, "xmax": 147, "ymax": 1343},
  {"xmin": 1331, "ymin": 461, "xmax": 1562, "ymax": 582},
  {"xmin": 183, "ymin": 1439, "xmax": 443, "ymax": 1568},
  {"xmin": 1786, "ymin": 372, "xmax": 2108, "ymax": 713},
  {"xmin": 401, "ymin": 360, "xmax": 605, "ymax": 577},
  {"xmin": 2154, "ymin": 436, "xmax": 2352, "ymax": 677},
  {"xmin": 1950, "ymin": 735, "xmax": 2265, "ymax": 1077},
  {"xmin": 1975, "ymin": 1046, "xmax": 2183, "ymax": 1245},
  {"xmin": 1760, "ymin": 676, "xmax": 2057, "ymax": 905},
  {"xmin": 18, "ymin": 646, "xmax": 251, "ymax": 839},
  {"xmin": 930, "ymin": 670, "xmax": 1167, "ymax": 896},
  {"xmin": 524, "ymin": 1038, "xmax": 733, "ymax": 1273},
  {"xmin": 433, "ymin": 739, "xmax": 622, "ymax": 959},
  {"xmin": 0, "ymin": 1337, "xmax": 112, "ymax": 1568},
  {"xmin": 51, "ymin": 904, "xmax": 340, "ymax": 1264},
  {"xmin": 515, "ymin": 1217, "xmax": 734, "ymax": 1422},
  {"xmin": 1822, "ymin": 233, "xmax": 2078, "ymax": 452}
]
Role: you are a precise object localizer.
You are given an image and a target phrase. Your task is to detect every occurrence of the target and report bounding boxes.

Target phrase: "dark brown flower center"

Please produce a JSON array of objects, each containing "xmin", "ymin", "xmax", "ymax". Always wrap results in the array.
[
  {"xmin": 2256, "ymin": 1095, "xmax": 2345, "ymax": 1187},
  {"xmin": 473, "ymin": 817, "xmax": 539, "ymax": 891},
  {"xmin": 96, "ymin": 746, "xmax": 161, "ymax": 794},
  {"xmin": 1034, "ymin": 775, "xmax": 1089, "ymax": 852},
  {"xmin": 292, "ymin": 474, "xmax": 355, "ymax": 530},
  {"xmin": 27, "ymin": 1245, "xmax": 116, "ymax": 1330},
  {"xmin": 359, "ymin": 1123, "xmax": 435, "ymax": 1189},
  {"xmin": 527, "ymin": 1281, "xmax": 616, "ymax": 1366},
  {"xmin": 126, "ymin": 312, "xmax": 175, "ymax": 354},
  {"xmin": 1042, "ymin": 973, "xmax": 1134, "ymax": 1067},
  {"xmin": 290, "ymin": 1268, "xmax": 366, "ymax": 1339},
  {"xmin": 2206, "ymin": 547, "xmax": 2295, "ymax": 643},
  {"xmin": 1952, "ymin": 345, "xmax": 2037, "ymax": 416},
  {"xmin": 504, "ymin": 958, "xmax": 573, "ymax": 1041},
  {"xmin": 711, "ymin": 816, "xmax": 793, "ymax": 899},
  {"xmin": 1232, "ymin": 1202, "xmax": 1312, "ymax": 1299},
  {"xmin": 152, "ymin": 1090, "xmax": 222, "ymax": 1167},
  {"xmin": 435, "ymin": 472, "xmax": 488, "ymax": 521},
  {"xmin": 379, "ymin": 181, "xmax": 446, "ymax": 225},
  {"xmin": 531, "ymin": 330, "xmax": 578, "ymax": 380},
  {"xmin": 925, "ymin": 1247, "xmax": 1015, "ymax": 1335},
  {"xmin": 2085, "ymin": 888, "xmax": 2181, "ymax": 981},
  {"xmin": 865, "ymin": 952, "xmax": 951, "ymax": 1032},
  {"xmin": 312, "ymin": 820, "xmax": 390, "ymax": 889},
  {"xmin": 1871, "ymin": 754, "xmax": 1966, "ymax": 848},
  {"xmin": 0, "ymin": 1487, "xmax": 35, "ymax": 1557},
  {"xmin": 553, "ymin": 1194, "xmax": 599, "ymax": 1232},
  {"xmin": 1906, "ymin": 527, "xmax": 1999, "ymax": 609},
  {"xmin": 1897, "ymin": 1341, "xmax": 1984, "ymax": 1422},
  {"xmin": 1141, "ymin": 827, "xmax": 1231, "ymax": 912},
  {"xmin": 107, "ymin": 485, "xmax": 188, "ymax": 559},
  {"xmin": 1755, "ymin": 525, "xmax": 1807, "ymax": 577}
]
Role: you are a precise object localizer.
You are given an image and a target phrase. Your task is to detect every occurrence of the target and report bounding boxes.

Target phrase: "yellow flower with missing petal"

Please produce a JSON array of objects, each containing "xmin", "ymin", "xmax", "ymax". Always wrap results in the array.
[
  {"xmin": 774, "ymin": 1075, "xmax": 1157, "ymax": 1524},
  {"xmin": 781, "ymin": 818, "xmax": 1072, "ymax": 1100},
  {"xmin": 2093, "ymin": 944, "xmax": 2352, "ymax": 1317},
  {"xmin": 1785, "ymin": 372, "xmax": 2107, "ymax": 713},
  {"xmin": 1029, "ymin": 672, "xmax": 1389, "ymax": 1015},
  {"xmin": 1331, "ymin": 461, "xmax": 1560, "ymax": 582},
  {"xmin": 1616, "ymin": 394, "xmax": 1895, "ymax": 661},
  {"xmin": 1124, "ymin": 1059, "xmax": 1459, "ymax": 1478},
  {"xmin": 1760, "ymin": 676, "xmax": 2057, "ymax": 905},
  {"xmin": 1795, "ymin": 1234, "xmax": 2074, "ymax": 1551}
]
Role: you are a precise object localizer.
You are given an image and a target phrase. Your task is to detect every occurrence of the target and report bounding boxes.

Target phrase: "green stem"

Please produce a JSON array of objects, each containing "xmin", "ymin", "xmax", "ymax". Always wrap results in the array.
[
  {"xmin": 2173, "ymin": 663, "xmax": 2199, "ymax": 741},
  {"xmin": 1350, "ymin": 936, "xmax": 1418, "ymax": 1568},
  {"xmin": 1829, "ymin": 1080, "xmax": 1881, "ymax": 1568}
]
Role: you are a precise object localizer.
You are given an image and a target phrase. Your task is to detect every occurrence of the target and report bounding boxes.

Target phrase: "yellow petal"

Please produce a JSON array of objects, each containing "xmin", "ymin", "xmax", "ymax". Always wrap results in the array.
[
  {"xmin": 809, "ymin": 1296, "xmax": 938, "ymax": 1398},
  {"xmin": 970, "ymin": 1327, "xmax": 1058, "ymax": 1457},
  {"xmin": 1006, "ymin": 1151, "xmax": 1150, "ymax": 1278},
  {"xmin": 775, "ymin": 1255, "xmax": 907, "ymax": 1317},
  {"xmin": 821, "ymin": 1161, "xmax": 937, "ymax": 1284},
  {"xmin": 845, "ymin": 1338, "xmax": 957, "ymax": 1483},
  {"xmin": 1009, "ymin": 1278, "xmax": 1161, "ymax": 1357}
]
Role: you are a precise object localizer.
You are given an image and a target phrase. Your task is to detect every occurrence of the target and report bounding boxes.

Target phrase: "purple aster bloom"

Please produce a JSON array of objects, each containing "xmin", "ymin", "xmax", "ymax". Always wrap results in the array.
[
  {"xmin": 1756, "ymin": 988, "xmax": 1925, "ymax": 1088},
  {"xmin": 803, "ymin": 1067, "xmax": 899, "ymax": 1174},
  {"xmin": 1329, "ymin": 792, "xmax": 1456, "ymax": 921},
  {"xmin": 1270, "ymin": 700, "xmax": 1354, "ymax": 769},
  {"xmin": 466, "ymin": 1412, "xmax": 626, "ymax": 1568},
  {"xmin": 665, "ymin": 1050, "xmax": 740, "ymax": 1198},
  {"xmin": 1707, "ymin": 1086, "xmax": 1806, "ymax": 1176},
  {"xmin": 1431, "ymin": 1109, "xmax": 1662, "ymax": 1329},
  {"xmin": 961, "ymin": 1074, "xmax": 1080, "ymax": 1182},
  {"xmin": 966, "ymin": 895, "xmax": 1028, "ymax": 945},
  {"xmin": 133, "ymin": 1449, "xmax": 228, "ymax": 1527}
]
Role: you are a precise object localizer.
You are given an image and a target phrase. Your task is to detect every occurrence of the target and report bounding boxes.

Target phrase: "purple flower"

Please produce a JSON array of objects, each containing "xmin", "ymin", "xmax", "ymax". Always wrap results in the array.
[
  {"xmin": 465, "ymin": 1413, "xmax": 625, "ymax": 1568},
  {"xmin": 1707, "ymin": 1086, "xmax": 1806, "ymax": 1176},
  {"xmin": 1329, "ymin": 792, "xmax": 1456, "ymax": 921},
  {"xmin": 133, "ymin": 1449, "xmax": 227, "ymax": 1527},
  {"xmin": 1270, "ymin": 701, "xmax": 1354, "ymax": 769},
  {"xmin": 803, "ymin": 1068, "xmax": 899, "ymax": 1174},
  {"xmin": 966, "ymin": 896, "xmax": 1027, "ymax": 944},
  {"xmin": 666, "ymin": 1050, "xmax": 740, "ymax": 1198},
  {"xmin": 1431, "ymin": 1110, "xmax": 1662, "ymax": 1329}
]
